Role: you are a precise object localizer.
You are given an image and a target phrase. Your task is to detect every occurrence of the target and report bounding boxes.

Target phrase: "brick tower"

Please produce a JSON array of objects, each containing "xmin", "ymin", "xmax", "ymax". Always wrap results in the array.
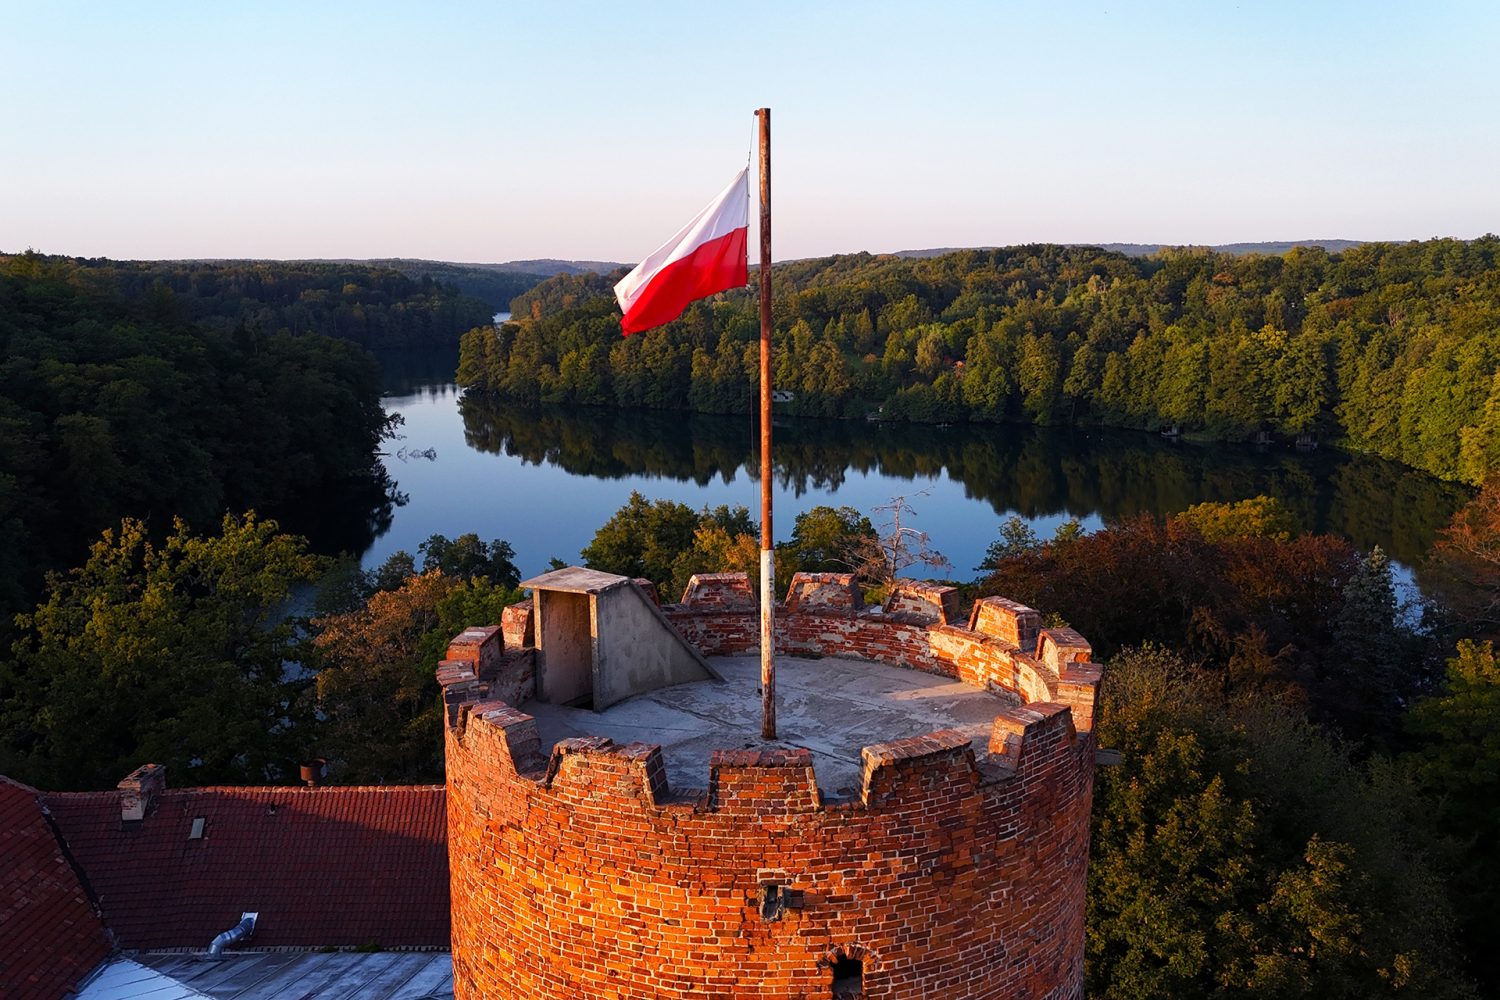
[{"xmin": 437, "ymin": 571, "xmax": 1101, "ymax": 999}]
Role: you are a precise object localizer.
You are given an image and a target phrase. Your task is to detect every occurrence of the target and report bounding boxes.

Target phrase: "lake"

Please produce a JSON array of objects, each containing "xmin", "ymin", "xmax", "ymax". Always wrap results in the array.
[{"xmin": 358, "ymin": 351, "xmax": 1469, "ymax": 597}]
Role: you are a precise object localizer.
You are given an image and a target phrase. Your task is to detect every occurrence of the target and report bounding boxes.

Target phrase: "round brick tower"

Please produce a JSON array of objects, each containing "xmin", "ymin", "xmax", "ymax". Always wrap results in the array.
[{"xmin": 437, "ymin": 572, "xmax": 1101, "ymax": 1000}]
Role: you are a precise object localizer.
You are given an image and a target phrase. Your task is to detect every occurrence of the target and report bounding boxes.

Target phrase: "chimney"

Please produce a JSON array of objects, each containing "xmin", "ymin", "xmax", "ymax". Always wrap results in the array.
[
  {"xmin": 118, "ymin": 763, "xmax": 167, "ymax": 823},
  {"xmin": 299, "ymin": 757, "xmax": 330, "ymax": 788}
]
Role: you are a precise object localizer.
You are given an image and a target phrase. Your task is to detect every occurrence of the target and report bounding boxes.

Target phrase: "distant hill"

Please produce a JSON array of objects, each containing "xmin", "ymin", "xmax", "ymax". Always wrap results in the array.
[
  {"xmin": 69, "ymin": 256, "xmax": 625, "ymax": 311},
  {"xmin": 895, "ymin": 240, "xmax": 1365, "ymax": 259},
  {"xmin": 318, "ymin": 259, "xmax": 548, "ymax": 309},
  {"xmin": 1094, "ymin": 240, "xmax": 1366, "ymax": 256},
  {"xmin": 317, "ymin": 257, "xmax": 624, "ymax": 276},
  {"xmin": 311, "ymin": 258, "xmax": 626, "ymax": 309},
  {"xmin": 490, "ymin": 258, "xmax": 627, "ymax": 276}
]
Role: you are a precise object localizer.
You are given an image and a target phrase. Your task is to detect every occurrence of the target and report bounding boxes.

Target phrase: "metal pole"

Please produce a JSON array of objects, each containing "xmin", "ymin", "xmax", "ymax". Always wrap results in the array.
[{"xmin": 756, "ymin": 107, "xmax": 776, "ymax": 741}]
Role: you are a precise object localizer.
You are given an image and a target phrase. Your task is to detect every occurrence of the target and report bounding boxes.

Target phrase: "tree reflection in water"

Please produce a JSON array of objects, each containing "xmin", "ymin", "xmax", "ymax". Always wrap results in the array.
[{"xmin": 456, "ymin": 394, "xmax": 1468, "ymax": 572}]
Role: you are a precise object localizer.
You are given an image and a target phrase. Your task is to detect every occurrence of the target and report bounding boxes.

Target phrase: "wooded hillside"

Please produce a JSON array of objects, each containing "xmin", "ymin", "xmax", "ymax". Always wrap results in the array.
[{"xmin": 460, "ymin": 238, "xmax": 1500, "ymax": 484}]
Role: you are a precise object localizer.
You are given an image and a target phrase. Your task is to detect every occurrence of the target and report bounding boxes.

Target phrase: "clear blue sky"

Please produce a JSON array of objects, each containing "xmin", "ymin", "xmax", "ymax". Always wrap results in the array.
[{"xmin": 3, "ymin": 1, "xmax": 1496, "ymax": 263}]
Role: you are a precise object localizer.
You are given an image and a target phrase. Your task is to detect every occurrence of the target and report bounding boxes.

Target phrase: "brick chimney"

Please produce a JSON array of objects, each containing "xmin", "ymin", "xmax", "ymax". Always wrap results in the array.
[{"xmin": 118, "ymin": 763, "xmax": 166, "ymax": 823}]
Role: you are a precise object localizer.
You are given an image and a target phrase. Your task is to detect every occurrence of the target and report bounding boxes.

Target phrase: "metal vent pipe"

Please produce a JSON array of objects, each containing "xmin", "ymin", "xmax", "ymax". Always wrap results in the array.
[{"xmin": 208, "ymin": 911, "xmax": 257, "ymax": 957}]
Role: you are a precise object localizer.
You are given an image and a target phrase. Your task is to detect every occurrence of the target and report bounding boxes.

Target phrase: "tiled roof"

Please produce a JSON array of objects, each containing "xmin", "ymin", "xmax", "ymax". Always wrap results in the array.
[
  {"xmin": 43, "ymin": 785, "xmax": 449, "ymax": 951},
  {"xmin": 0, "ymin": 777, "xmax": 112, "ymax": 1000}
]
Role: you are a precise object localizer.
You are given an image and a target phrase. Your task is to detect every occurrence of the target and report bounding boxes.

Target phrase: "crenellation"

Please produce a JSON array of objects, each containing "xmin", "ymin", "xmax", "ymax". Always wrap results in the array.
[
  {"xmin": 680, "ymin": 572, "xmax": 757, "ymax": 609},
  {"xmin": 708, "ymin": 748, "xmax": 820, "ymax": 814},
  {"xmin": 784, "ymin": 571, "xmax": 863, "ymax": 613},
  {"xmin": 438, "ymin": 573, "xmax": 1098, "ymax": 999},
  {"xmin": 464, "ymin": 700, "xmax": 545, "ymax": 774},
  {"xmin": 541, "ymin": 737, "xmax": 675, "ymax": 809},
  {"xmin": 1037, "ymin": 627, "xmax": 1092, "ymax": 673},
  {"xmin": 969, "ymin": 596, "xmax": 1043, "ymax": 652},
  {"xmin": 437, "ymin": 660, "xmax": 483, "ymax": 728},
  {"xmin": 859, "ymin": 730, "xmax": 978, "ymax": 808},
  {"xmin": 500, "ymin": 599, "xmax": 534, "ymax": 648},
  {"xmin": 1055, "ymin": 662, "xmax": 1103, "ymax": 731},
  {"xmin": 882, "ymin": 579, "xmax": 961, "ymax": 624},
  {"xmin": 445, "ymin": 624, "xmax": 503, "ymax": 678}
]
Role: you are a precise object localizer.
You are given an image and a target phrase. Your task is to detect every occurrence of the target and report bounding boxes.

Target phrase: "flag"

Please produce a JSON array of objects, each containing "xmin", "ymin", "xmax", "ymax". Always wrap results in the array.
[{"xmin": 614, "ymin": 168, "xmax": 749, "ymax": 335}]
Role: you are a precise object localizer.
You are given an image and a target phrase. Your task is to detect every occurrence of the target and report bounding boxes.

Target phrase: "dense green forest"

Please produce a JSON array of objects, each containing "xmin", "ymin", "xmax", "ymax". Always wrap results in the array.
[
  {"xmin": 0, "ymin": 253, "xmax": 399, "ymax": 627},
  {"xmin": 10, "ymin": 253, "xmax": 498, "ymax": 349},
  {"xmin": 459, "ymin": 237, "xmax": 1500, "ymax": 484}
]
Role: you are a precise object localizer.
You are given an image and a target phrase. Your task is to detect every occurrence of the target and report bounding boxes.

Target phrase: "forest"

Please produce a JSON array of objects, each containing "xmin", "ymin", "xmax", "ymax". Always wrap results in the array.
[
  {"xmin": 0, "ymin": 252, "xmax": 461, "ymax": 631},
  {"xmin": 458, "ymin": 237, "xmax": 1500, "ymax": 484},
  {"xmin": 326, "ymin": 257, "xmax": 553, "ymax": 313},
  {"xmin": 16, "ymin": 253, "xmax": 499, "ymax": 349}
]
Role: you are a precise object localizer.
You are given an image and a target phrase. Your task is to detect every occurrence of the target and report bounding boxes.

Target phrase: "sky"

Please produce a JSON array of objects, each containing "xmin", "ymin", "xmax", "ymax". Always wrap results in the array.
[{"xmin": 3, "ymin": 1, "xmax": 1498, "ymax": 264}]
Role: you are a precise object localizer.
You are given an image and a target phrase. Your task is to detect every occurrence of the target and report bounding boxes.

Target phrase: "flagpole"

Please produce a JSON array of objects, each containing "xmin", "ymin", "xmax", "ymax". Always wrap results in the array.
[{"xmin": 755, "ymin": 107, "xmax": 776, "ymax": 741}]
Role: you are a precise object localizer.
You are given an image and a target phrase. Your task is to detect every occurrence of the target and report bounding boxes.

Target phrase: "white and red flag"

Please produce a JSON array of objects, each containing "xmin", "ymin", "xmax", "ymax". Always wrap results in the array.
[{"xmin": 613, "ymin": 168, "xmax": 749, "ymax": 335}]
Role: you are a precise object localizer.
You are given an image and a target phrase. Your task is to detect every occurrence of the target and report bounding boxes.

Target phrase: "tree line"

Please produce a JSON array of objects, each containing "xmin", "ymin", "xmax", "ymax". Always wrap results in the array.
[
  {"xmin": 9, "ymin": 252, "xmax": 499, "ymax": 350},
  {"xmin": 458, "ymin": 237, "xmax": 1500, "ymax": 484}
]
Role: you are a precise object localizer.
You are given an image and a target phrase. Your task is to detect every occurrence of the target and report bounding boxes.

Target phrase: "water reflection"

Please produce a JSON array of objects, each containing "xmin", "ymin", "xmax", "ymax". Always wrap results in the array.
[{"xmin": 455, "ymin": 394, "xmax": 1468, "ymax": 570}]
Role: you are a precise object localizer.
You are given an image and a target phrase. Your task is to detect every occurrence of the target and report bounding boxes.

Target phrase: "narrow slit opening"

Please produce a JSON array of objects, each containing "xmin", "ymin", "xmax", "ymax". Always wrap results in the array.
[{"xmin": 831, "ymin": 956, "xmax": 862, "ymax": 997}]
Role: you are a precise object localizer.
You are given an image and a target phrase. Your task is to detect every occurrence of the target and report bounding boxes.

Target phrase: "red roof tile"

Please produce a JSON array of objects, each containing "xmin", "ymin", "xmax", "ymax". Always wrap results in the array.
[
  {"xmin": 0, "ymin": 777, "xmax": 112, "ymax": 1000},
  {"xmin": 43, "ymin": 785, "xmax": 448, "ymax": 951}
]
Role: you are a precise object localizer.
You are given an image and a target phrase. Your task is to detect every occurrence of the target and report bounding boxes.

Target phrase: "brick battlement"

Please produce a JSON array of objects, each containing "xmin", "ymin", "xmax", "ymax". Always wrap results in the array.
[
  {"xmin": 662, "ymin": 573, "xmax": 1100, "ymax": 730},
  {"xmin": 448, "ymin": 693, "xmax": 1082, "ymax": 816},
  {"xmin": 439, "ymin": 572, "xmax": 1098, "ymax": 999}
]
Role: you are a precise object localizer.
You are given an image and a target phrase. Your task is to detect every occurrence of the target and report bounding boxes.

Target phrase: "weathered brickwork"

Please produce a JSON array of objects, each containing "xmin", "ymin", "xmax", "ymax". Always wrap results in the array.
[
  {"xmin": 680, "ymin": 572, "xmax": 758, "ymax": 609},
  {"xmin": 663, "ymin": 575, "xmax": 1098, "ymax": 721},
  {"xmin": 970, "ymin": 597, "xmax": 1043, "ymax": 652},
  {"xmin": 1038, "ymin": 627, "xmax": 1093, "ymax": 673},
  {"xmin": 632, "ymin": 578, "xmax": 661, "ymax": 606},
  {"xmin": 784, "ymin": 572, "xmax": 863, "ymax": 613},
  {"xmin": 881, "ymin": 579, "xmax": 960, "ymax": 624},
  {"xmin": 500, "ymin": 599, "xmax": 534, "ymax": 649},
  {"xmin": 445, "ymin": 625, "xmax": 503, "ymax": 674},
  {"xmin": 440, "ymin": 572, "xmax": 1100, "ymax": 1000}
]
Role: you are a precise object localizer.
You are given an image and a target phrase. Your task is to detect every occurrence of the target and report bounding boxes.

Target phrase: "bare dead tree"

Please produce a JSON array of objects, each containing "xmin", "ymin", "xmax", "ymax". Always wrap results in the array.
[{"xmin": 847, "ymin": 489, "xmax": 952, "ymax": 592}]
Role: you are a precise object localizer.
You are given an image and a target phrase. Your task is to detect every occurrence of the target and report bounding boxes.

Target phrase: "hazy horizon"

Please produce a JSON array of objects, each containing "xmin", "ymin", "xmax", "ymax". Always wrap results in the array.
[
  {"xmin": 0, "ymin": 237, "xmax": 1426, "ymax": 270},
  {"xmin": 4, "ymin": 1, "xmax": 1496, "ymax": 263}
]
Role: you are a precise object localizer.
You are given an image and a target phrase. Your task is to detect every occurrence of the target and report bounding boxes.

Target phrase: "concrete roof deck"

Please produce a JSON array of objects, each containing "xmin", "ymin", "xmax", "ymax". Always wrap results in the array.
[
  {"xmin": 518, "ymin": 566, "xmax": 632, "ymax": 594},
  {"xmin": 524, "ymin": 655, "xmax": 1019, "ymax": 795}
]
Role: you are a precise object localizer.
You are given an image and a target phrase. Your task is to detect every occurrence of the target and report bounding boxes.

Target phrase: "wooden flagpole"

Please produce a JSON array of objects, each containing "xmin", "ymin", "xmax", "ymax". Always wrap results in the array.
[{"xmin": 756, "ymin": 107, "xmax": 775, "ymax": 740}]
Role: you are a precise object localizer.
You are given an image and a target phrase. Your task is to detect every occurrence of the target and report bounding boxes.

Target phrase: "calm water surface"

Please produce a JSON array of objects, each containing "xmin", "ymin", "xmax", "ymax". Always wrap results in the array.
[{"xmin": 362, "ymin": 351, "xmax": 1468, "ymax": 595}]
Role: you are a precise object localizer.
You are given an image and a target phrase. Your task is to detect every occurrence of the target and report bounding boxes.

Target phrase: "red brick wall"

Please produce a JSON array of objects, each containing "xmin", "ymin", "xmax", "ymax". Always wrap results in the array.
[
  {"xmin": 784, "ymin": 572, "xmax": 863, "ymax": 613},
  {"xmin": 970, "ymin": 597, "xmax": 1042, "ymax": 652},
  {"xmin": 680, "ymin": 572, "xmax": 757, "ymax": 609},
  {"xmin": 661, "ymin": 608, "xmax": 1083, "ymax": 712},
  {"xmin": 442, "ymin": 575, "xmax": 1100, "ymax": 999},
  {"xmin": 445, "ymin": 700, "xmax": 1092, "ymax": 1000},
  {"xmin": 881, "ymin": 579, "xmax": 959, "ymax": 624}
]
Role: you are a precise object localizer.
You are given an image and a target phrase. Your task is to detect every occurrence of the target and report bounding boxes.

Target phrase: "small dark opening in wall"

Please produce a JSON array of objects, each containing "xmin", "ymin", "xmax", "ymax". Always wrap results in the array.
[{"xmin": 831, "ymin": 956, "xmax": 863, "ymax": 997}]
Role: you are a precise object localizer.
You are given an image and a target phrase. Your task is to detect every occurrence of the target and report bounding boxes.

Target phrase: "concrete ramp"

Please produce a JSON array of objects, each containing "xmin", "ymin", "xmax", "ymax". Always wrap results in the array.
[{"xmin": 521, "ymin": 567, "xmax": 721, "ymax": 711}]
